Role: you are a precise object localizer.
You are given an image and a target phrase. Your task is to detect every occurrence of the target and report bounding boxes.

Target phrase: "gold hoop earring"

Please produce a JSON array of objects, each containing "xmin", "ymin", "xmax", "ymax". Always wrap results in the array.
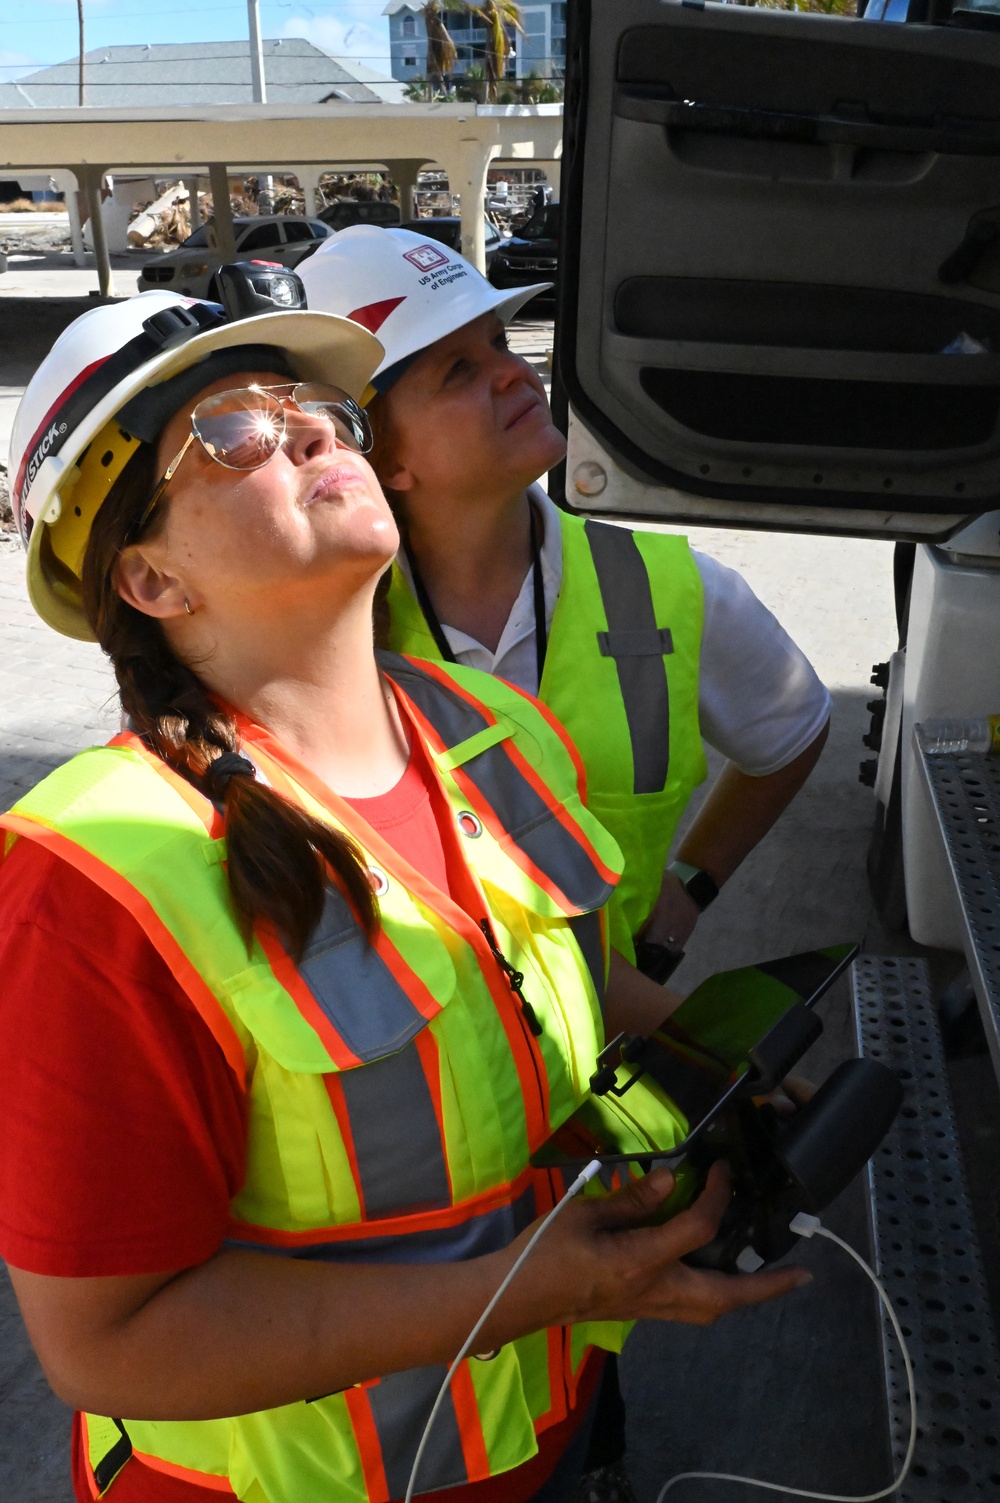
[{"xmin": 184, "ymin": 598, "xmax": 193, "ymax": 616}]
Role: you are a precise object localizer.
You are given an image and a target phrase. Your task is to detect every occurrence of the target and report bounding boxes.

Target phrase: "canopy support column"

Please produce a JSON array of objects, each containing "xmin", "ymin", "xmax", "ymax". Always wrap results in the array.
[
  {"xmin": 80, "ymin": 165, "xmax": 113, "ymax": 298},
  {"xmin": 188, "ymin": 177, "xmax": 202, "ymax": 233},
  {"xmin": 208, "ymin": 164, "xmax": 237, "ymax": 264},
  {"xmin": 444, "ymin": 139, "xmax": 499, "ymax": 274},
  {"xmin": 384, "ymin": 158, "xmax": 424, "ymax": 220},
  {"xmin": 53, "ymin": 171, "xmax": 86, "ymax": 266},
  {"xmin": 296, "ymin": 167, "xmax": 323, "ymax": 218}
]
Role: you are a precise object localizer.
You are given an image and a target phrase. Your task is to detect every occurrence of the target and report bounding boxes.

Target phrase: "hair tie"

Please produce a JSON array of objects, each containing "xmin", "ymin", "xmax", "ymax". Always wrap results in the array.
[{"xmin": 205, "ymin": 752, "xmax": 256, "ymax": 795}]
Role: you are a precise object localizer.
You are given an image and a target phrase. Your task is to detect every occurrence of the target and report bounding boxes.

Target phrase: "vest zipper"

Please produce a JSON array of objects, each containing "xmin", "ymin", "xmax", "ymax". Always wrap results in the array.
[
  {"xmin": 479, "ymin": 917, "xmax": 550, "ymax": 1152},
  {"xmin": 479, "ymin": 919, "xmax": 544, "ymax": 1037}
]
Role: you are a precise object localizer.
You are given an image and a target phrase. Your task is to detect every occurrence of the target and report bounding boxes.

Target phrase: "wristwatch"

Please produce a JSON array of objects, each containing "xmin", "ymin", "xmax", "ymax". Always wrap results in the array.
[{"xmin": 667, "ymin": 860, "xmax": 720, "ymax": 912}]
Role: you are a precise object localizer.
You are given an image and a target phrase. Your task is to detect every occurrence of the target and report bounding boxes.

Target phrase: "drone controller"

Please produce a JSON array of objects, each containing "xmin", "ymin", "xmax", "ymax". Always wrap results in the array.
[{"xmin": 536, "ymin": 945, "xmax": 904, "ymax": 1274}]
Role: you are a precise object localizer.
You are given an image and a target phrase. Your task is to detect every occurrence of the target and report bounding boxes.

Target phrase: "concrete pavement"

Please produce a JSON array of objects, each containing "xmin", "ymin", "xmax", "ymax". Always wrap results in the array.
[
  {"xmin": 0, "ymin": 244, "xmax": 142, "ymax": 311},
  {"xmin": 0, "ymin": 547, "xmax": 117, "ymax": 810}
]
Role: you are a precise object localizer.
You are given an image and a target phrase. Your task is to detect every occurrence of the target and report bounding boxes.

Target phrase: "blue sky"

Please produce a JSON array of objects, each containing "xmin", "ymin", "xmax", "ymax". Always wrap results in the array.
[{"xmin": 0, "ymin": 1, "xmax": 395, "ymax": 78}]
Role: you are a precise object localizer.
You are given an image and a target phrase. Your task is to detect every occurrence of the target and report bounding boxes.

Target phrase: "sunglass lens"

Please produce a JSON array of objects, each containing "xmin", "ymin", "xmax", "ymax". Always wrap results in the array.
[
  {"xmin": 293, "ymin": 384, "xmax": 373, "ymax": 454},
  {"xmin": 192, "ymin": 391, "xmax": 285, "ymax": 469}
]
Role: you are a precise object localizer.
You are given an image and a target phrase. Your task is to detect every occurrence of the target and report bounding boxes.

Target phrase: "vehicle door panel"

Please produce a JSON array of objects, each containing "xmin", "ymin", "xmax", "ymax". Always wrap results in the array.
[{"xmin": 556, "ymin": 0, "xmax": 1000, "ymax": 538}]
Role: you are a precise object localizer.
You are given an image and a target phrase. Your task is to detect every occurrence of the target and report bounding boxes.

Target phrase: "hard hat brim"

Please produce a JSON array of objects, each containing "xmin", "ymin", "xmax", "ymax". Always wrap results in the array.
[
  {"xmin": 488, "ymin": 283, "xmax": 555, "ymax": 325},
  {"xmin": 25, "ymin": 306, "xmax": 385, "ymax": 642},
  {"xmin": 372, "ymin": 279, "xmax": 553, "ymax": 379}
]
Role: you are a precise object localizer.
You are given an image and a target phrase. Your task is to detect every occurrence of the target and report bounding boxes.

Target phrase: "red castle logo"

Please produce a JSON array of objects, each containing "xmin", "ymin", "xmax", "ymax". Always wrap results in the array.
[{"xmin": 403, "ymin": 244, "xmax": 450, "ymax": 273}]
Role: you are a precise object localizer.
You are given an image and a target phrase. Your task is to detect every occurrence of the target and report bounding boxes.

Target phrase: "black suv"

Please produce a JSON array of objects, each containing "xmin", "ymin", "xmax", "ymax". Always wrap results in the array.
[{"xmin": 489, "ymin": 204, "xmax": 559, "ymax": 297}]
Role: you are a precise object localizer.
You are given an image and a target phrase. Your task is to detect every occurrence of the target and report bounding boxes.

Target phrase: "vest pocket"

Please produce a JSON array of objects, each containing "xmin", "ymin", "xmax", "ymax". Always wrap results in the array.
[{"xmin": 586, "ymin": 787, "xmax": 685, "ymax": 945}]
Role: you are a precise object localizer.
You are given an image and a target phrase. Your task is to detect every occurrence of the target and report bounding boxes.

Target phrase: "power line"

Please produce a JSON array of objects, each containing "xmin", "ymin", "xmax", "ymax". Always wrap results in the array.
[{"xmin": 1, "ymin": 0, "xmax": 399, "ymax": 24}]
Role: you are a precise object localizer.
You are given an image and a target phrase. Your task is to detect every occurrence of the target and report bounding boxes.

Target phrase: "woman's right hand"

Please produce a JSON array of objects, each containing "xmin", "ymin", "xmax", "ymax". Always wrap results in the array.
[{"xmin": 488, "ymin": 1161, "xmax": 812, "ymax": 1342}]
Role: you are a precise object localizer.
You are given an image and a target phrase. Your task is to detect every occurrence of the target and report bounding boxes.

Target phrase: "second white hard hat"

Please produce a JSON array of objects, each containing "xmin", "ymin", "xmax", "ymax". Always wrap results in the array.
[{"xmin": 298, "ymin": 224, "xmax": 551, "ymax": 386}]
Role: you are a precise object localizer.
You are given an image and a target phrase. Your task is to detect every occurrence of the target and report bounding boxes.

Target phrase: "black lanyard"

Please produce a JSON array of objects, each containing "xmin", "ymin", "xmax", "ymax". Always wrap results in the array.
[{"xmin": 405, "ymin": 503, "xmax": 549, "ymax": 690}]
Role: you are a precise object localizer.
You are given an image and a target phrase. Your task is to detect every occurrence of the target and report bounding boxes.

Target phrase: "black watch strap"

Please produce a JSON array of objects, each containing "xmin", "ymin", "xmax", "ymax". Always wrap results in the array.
[
  {"xmin": 633, "ymin": 939, "xmax": 685, "ymax": 986},
  {"xmin": 669, "ymin": 861, "xmax": 720, "ymax": 912}
]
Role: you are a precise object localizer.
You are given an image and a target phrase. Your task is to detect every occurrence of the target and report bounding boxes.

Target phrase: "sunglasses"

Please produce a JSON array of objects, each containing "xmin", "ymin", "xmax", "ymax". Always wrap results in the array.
[{"xmin": 129, "ymin": 382, "xmax": 374, "ymax": 541}]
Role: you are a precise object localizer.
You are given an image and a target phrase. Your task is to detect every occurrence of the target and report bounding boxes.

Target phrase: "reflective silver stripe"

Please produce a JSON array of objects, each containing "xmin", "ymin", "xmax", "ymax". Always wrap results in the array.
[
  {"xmin": 383, "ymin": 651, "xmax": 489, "ymax": 743},
  {"xmin": 569, "ymin": 910, "xmax": 606, "ymax": 1016},
  {"xmin": 339, "ymin": 1043, "xmax": 451, "ymax": 1219},
  {"xmin": 225, "ymin": 1185, "xmax": 539, "ymax": 1265},
  {"xmin": 386, "ymin": 655, "xmax": 614, "ymax": 914},
  {"xmin": 299, "ymin": 886, "xmax": 429, "ymax": 1063},
  {"xmin": 367, "ymin": 1364, "xmax": 468, "ymax": 1497},
  {"xmin": 462, "ymin": 739, "xmax": 613, "ymax": 911},
  {"xmin": 584, "ymin": 521, "xmax": 672, "ymax": 796}
]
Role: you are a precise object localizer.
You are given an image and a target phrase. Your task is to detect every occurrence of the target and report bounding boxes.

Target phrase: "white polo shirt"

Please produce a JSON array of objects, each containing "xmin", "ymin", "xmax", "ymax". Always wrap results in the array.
[{"xmin": 396, "ymin": 486, "xmax": 832, "ymax": 777}]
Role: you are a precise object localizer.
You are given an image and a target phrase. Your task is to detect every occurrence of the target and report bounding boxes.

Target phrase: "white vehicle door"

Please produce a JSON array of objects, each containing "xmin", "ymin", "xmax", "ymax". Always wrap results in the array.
[
  {"xmin": 281, "ymin": 220, "xmax": 321, "ymax": 267},
  {"xmin": 237, "ymin": 221, "xmax": 285, "ymax": 262},
  {"xmin": 555, "ymin": 0, "xmax": 1000, "ymax": 542}
]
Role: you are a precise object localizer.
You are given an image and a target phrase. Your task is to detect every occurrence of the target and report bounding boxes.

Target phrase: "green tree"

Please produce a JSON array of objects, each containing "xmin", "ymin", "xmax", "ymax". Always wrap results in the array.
[
  {"xmin": 515, "ymin": 69, "xmax": 563, "ymax": 105},
  {"xmin": 453, "ymin": 61, "xmax": 487, "ymax": 104}
]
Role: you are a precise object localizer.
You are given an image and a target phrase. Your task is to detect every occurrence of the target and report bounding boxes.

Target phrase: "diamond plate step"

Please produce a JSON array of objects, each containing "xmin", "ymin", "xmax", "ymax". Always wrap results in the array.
[
  {"xmin": 916, "ymin": 742, "xmax": 1000, "ymax": 1082},
  {"xmin": 852, "ymin": 955, "xmax": 1000, "ymax": 1502}
]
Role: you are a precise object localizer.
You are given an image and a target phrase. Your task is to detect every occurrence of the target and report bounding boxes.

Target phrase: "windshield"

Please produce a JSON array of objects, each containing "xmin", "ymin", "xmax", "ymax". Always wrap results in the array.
[
  {"xmin": 182, "ymin": 226, "xmax": 209, "ymax": 249},
  {"xmin": 518, "ymin": 205, "xmax": 559, "ymax": 241}
]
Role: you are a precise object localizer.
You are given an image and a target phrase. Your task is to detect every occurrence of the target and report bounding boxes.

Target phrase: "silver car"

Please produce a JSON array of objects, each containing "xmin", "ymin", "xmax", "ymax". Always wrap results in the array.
[{"xmin": 137, "ymin": 216, "xmax": 331, "ymax": 298}]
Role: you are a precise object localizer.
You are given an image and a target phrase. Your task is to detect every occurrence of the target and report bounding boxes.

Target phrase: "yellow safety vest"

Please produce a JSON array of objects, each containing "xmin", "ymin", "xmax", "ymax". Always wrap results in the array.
[
  {"xmin": 386, "ymin": 513, "xmax": 707, "ymax": 960},
  {"xmin": 2, "ymin": 654, "xmax": 686, "ymax": 1503}
]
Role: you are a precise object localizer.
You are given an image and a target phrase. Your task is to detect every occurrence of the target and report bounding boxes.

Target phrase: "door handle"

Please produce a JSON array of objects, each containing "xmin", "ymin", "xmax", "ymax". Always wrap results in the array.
[{"xmin": 616, "ymin": 91, "xmax": 1000, "ymax": 158}]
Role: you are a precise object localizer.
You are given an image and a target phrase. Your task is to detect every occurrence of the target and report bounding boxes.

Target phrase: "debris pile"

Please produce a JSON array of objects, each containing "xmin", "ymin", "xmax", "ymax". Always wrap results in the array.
[
  {"xmin": 0, "ymin": 465, "xmax": 18, "ymax": 549},
  {"xmin": 0, "ymin": 218, "xmax": 71, "ymax": 254},
  {"xmin": 128, "ymin": 184, "xmax": 194, "ymax": 248}
]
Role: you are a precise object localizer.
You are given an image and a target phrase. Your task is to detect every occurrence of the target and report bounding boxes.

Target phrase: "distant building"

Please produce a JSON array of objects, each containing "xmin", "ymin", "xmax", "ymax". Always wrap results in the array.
[
  {"xmin": 383, "ymin": 2, "xmax": 566, "ymax": 86},
  {"xmin": 0, "ymin": 39, "xmax": 407, "ymax": 109}
]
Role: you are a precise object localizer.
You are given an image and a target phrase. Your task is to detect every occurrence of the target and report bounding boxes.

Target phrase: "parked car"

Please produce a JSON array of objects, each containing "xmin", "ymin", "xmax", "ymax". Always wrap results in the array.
[
  {"xmin": 398, "ymin": 216, "xmax": 505, "ymax": 272},
  {"xmin": 489, "ymin": 203, "xmax": 559, "ymax": 298},
  {"xmin": 318, "ymin": 200, "xmax": 401, "ymax": 232},
  {"xmin": 137, "ymin": 216, "xmax": 331, "ymax": 298}
]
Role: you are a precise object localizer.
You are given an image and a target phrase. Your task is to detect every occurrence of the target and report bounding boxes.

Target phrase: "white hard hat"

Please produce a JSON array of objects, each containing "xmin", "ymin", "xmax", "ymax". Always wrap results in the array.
[
  {"xmin": 298, "ymin": 224, "xmax": 551, "ymax": 385},
  {"xmin": 10, "ymin": 285, "xmax": 383, "ymax": 641}
]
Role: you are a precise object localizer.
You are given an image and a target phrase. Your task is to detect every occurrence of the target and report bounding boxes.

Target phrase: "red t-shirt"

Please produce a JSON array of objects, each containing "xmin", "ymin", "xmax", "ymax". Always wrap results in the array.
[{"xmin": 0, "ymin": 740, "xmax": 597, "ymax": 1502}]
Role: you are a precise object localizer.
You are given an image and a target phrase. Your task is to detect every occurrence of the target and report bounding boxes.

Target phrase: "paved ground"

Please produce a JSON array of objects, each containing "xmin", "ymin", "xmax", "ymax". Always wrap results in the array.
[
  {"xmin": 0, "ymin": 242, "xmax": 142, "ymax": 306},
  {"xmin": 0, "ymin": 276, "xmax": 996, "ymax": 1502}
]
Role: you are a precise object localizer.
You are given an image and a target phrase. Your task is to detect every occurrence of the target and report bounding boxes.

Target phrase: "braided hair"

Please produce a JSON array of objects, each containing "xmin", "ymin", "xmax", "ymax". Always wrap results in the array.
[{"xmin": 81, "ymin": 442, "xmax": 379, "ymax": 960}]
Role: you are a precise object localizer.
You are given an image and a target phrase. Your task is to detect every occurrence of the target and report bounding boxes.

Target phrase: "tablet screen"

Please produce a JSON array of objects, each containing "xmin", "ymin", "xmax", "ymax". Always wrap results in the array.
[{"xmin": 533, "ymin": 943, "xmax": 858, "ymax": 1169}]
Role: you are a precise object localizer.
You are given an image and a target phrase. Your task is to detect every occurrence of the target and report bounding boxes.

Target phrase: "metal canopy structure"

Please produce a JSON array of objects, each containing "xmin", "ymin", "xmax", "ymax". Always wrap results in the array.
[{"xmin": 0, "ymin": 102, "xmax": 562, "ymax": 294}]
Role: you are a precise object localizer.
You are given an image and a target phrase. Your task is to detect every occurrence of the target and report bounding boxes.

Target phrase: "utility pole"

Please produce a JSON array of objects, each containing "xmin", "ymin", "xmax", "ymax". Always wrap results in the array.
[
  {"xmin": 246, "ymin": 0, "xmax": 273, "ymax": 215},
  {"xmin": 77, "ymin": 0, "xmax": 85, "ymax": 106},
  {"xmin": 247, "ymin": 0, "xmax": 266, "ymax": 103}
]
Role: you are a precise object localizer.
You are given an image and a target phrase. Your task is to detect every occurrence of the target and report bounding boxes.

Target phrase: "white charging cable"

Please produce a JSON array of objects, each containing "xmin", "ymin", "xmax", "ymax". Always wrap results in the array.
[
  {"xmin": 655, "ymin": 1212, "xmax": 917, "ymax": 1503},
  {"xmin": 403, "ymin": 1157, "xmax": 603, "ymax": 1503}
]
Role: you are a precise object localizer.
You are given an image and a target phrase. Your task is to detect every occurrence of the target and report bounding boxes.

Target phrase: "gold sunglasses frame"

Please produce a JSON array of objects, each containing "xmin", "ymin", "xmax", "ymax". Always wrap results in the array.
[{"xmin": 128, "ymin": 382, "xmax": 372, "ymax": 543}]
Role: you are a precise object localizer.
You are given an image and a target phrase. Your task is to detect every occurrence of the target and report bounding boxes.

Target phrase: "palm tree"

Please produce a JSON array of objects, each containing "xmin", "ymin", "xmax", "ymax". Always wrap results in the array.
[
  {"xmin": 473, "ymin": 1, "xmax": 524, "ymax": 105},
  {"xmin": 423, "ymin": 1, "xmax": 458, "ymax": 98},
  {"xmin": 454, "ymin": 62, "xmax": 487, "ymax": 105}
]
